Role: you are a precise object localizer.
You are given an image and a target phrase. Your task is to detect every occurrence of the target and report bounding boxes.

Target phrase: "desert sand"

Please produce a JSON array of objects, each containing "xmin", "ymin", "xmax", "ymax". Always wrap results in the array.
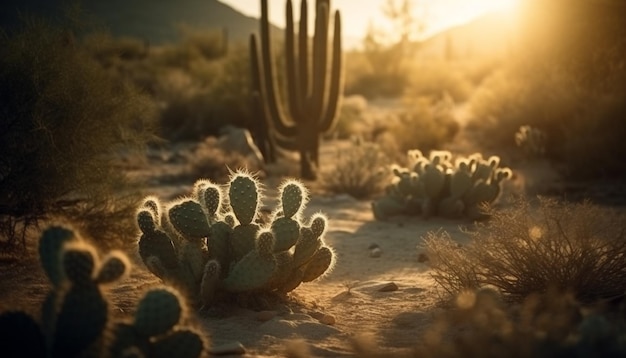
[{"xmin": 0, "ymin": 133, "xmax": 537, "ymax": 357}]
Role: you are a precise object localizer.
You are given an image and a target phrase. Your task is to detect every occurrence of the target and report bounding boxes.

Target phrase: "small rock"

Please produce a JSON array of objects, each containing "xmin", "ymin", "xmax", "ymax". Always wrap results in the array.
[
  {"xmin": 369, "ymin": 247, "xmax": 382, "ymax": 258},
  {"xmin": 210, "ymin": 341, "xmax": 246, "ymax": 356},
  {"xmin": 308, "ymin": 310, "xmax": 325, "ymax": 320},
  {"xmin": 417, "ymin": 253, "xmax": 429, "ymax": 263},
  {"xmin": 368, "ymin": 243, "xmax": 380, "ymax": 250},
  {"xmin": 318, "ymin": 314, "xmax": 336, "ymax": 325},
  {"xmin": 256, "ymin": 310, "xmax": 278, "ymax": 322},
  {"xmin": 378, "ymin": 282, "xmax": 399, "ymax": 292}
]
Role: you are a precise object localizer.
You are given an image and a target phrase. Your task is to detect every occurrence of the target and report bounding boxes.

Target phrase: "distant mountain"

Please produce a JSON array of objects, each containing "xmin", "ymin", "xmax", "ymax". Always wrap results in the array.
[
  {"xmin": 417, "ymin": 11, "xmax": 516, "ymax": 61},
  {"xmin": 1, "ymin": 0, "xmax": 280, "ymax": 45}
]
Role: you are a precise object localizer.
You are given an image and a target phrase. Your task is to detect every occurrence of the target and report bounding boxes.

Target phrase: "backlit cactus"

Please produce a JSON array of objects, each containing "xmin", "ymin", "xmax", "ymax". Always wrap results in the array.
[
  {"xmin": 372, "ymin": 150, "xmax": 513, "ymax": 220},
  {"xmin": 109, "ymin": 287, "xmax": 206, "ymax": 358},
  {"xmin": 136, "ymin": 171, "xmax": 336, "ymax": 308}
]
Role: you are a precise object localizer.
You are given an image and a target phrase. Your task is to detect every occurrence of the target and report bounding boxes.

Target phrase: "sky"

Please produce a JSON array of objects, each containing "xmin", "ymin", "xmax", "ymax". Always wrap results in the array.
[{"xmin": 219, "ymin": 0, "xmax": 520, "ymax": 47}]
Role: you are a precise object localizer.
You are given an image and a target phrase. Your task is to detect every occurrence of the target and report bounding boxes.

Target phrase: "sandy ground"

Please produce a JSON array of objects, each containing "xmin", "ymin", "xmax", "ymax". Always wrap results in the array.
[
  {"xmin": 0, "ymin": 139, "xmax": 496, "ymax": 358},
  {"xmin": 0, "ymin": 101, "xmax": 565, "ymax": 356}
]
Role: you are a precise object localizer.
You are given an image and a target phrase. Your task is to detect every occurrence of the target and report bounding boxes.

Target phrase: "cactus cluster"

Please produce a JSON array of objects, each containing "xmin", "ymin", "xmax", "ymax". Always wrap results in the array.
[
  {"xmin": 0, "ymin": 225, "xmax": 207, "ymax": 358},
  {"xmin": 372, "ymin": 150, "xmax": 512, "ymax": 220},
  {"xmin": 136, "ymin": 172, "xmax": 335, "ymax": 308}
]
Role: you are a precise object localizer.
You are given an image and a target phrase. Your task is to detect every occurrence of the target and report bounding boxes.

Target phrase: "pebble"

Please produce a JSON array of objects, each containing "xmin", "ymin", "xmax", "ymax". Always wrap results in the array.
[
  {"xmin": 369, "ymin": 247, "xmax": 382, "ymax": 258},
  {"xmin": 209, "ymin": 341, "xmax": 246, "ymax": 356},
  {"xmin": 318, "ymin": 314, "xmax": 336, "ymax": 325},
  {"xmin": 256, "ymin": 310, "xmax": 278, "ymax": 322},
  {"xmin": 378, "ymin": 282, "xmax": 399, "ymax": 292}
]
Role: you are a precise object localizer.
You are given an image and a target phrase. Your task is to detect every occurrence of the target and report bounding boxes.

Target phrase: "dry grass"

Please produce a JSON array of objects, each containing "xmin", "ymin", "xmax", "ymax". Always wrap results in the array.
[
  {"xmin": 424, "ymin": 197, "xmax": 626, "ymax": 304},
  {"xmin": 187, "ymin": 137, "xmax": 265, "ymax": 184},
  {"xmin": 319, "ymin": 140, "xmax": 391, "ymax": 199}
]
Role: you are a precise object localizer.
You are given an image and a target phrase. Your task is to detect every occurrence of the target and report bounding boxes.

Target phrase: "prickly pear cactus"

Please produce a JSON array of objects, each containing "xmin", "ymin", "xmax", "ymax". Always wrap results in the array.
[
  {"xmin": 136, "ymin": 171, "xmax": 336, "ymax": 308},
  {"xmin": 0, "ymin": 225, "xmax": 131, "ymax": 358},
  {"xmin": 372, "ymin": 150, "xmax": 512, "ymax": 220},
  {"xmin": 110, "ymin": 287, "xmax": 206, "ymax": 358}
]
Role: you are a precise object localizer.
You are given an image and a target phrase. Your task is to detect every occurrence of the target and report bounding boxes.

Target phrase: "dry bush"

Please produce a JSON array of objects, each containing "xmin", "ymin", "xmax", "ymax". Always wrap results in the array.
[
  {"xmin": 378, "ymin": 96, "xmax": 460, "ymax": 161},
  {"xmin": 354, "ymin": 288, "xmax": 626, "ymax": 357},
  {"xmin": 331, "ymin": 95, "xmax": 369, "ymax": 140},
  {"xmin": 319, "ymin": 140, "xmax": 391, "ymax": 199},
  {"xmin": 424, "ymin": 197, "xmax": 626, "ymax": 304},
  {"xmin": 406, "ymin": 61, "xmax": 474, "ymax": 102},
  {"xmin": 0, "ymin": 18, "xmax": 155, "ymax": 253},
  {"xmin": 187, "ymin": 137, "xmax": 264, "ymax": 184}
]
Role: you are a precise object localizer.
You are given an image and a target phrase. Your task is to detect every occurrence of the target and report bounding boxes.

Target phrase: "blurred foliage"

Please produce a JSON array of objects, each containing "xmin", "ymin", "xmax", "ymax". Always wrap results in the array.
[
  {"xmin": 0, "ymin": 17, "xmax": 156, "ymax": 253},
  {"xmin": 424, "ymin": 197, "xmax": 626, "ymax": 304},
  {"xmin": 378, "ymin": 96, "xmax": 460, "ymax": 161},
  {"xmin": 320, "ymin": 139, "xmax": 391, "ymax": 199},
  {"xmin": 468, "ymin": 0, "xmax": 626, "ymax": 180}
]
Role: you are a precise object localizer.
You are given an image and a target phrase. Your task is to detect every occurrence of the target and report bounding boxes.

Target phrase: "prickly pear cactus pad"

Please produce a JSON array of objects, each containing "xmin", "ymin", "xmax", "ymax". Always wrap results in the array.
[
  {"xmin": 135, "ymin": 171, "xmax": 336, "ymax": 308},
  {"xmin": 372, "ymin": 150, "xmax": 513, "ymax": 220}
]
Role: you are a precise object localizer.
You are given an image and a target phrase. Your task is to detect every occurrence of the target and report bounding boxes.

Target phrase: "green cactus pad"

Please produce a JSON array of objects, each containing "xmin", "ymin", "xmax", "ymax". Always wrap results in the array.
[
  {"xmin": 267, "ymin": 251, "xmax": 295, "ymax": 290},
  {"xmin": 372, "ymin": 196, "xmax": 407, "ymax": 221},
  {"xmin": 151, "ymin": 329, "xmax": 204, "ymax": 358},
  {"xmin": 180, "ymin": 240, "xmax": 207, "ymax": 284},
  {"xmin": 422, "ymin": 164, "xmax": 446, "ymax": 199},
  {"xmin": 450, "ymin": 169, "xmax": 473, "ymax": 199},
  {"xmin": 109, "ymin": 323, "xmax": 143, "ymax": 358},
  {"xmin": 134, "ymin": 288, "xmax": 183, "ymax": 337},
  {"xmin": 271, "ymin": 217, "xmax": 300, "ymax": 252},
  {"xmin": 138, "ymin": 229, "xmax": 178, "ymax": 271},
  {"xmin": 39, "ymin": 225, "xmax": 77, "ymax": 287},
  {"xmin": 200, "ymin": 260, "xmax": 220, "ymax": 307},
  {"xmin": 231, "ymin": 223, "xmax": 259, "ymax": 261},
  {"xmin": 207, "ymin": 221, "xmax": 232, "ymax": 265},
  {"xmin": 293, "ymin": 228, "xmax": 323, "ymax": 267},
  {"xmin": 141, "ymin": 196, "xmax": 161, "ymax": 220},
  {"xmin": 279, "ymin": 268, "xmax": 305, "ymax": 293},
  {"xmin": 200, "ymin": 183, "xmax": 222, "ymax": 217},
  {"xmin": 280, "ymin": 180, "xmax": 307, "ymax": 218},
  {"xmin": 302, "ymin": 246, "xmax": 334, "ymax": 282},
  {"xmin": 309, "ymin": 213, "xmax": 327, "ymax": 238},
  {"xmin": 0, "ymin": 311, "xmax": 46, "ymax": 358},
  {"xmin": 62, "ymin": 245, "xmax": 96, "ymax": 286},
  {"xmin": 222, "ymin": 251, "xmax": 276, "ymax": 292},
  {"xmin": 229, "ymin": 174, "xmax": 259, "ymax": 225},
  {"xmin": 256, "ymin": 230, "xmax": 275, "ymax": 259},
  {"xmin": 137, "ymin": 209, "xmax": 157, "ymax": 234},
  {"xmin": 96, "ymin": 251, "xmax": 129, "ymax": 284},
  {"xmin": 224, "ymin": 213, "xmax": 236, "ymax": 227},
  {"xmin": 53, "ymin": 284, "xmax": 108, "ymax": 358},
  {"xmin": 168, "ymin": 199, "xmax": 211, "ymax": 239}
]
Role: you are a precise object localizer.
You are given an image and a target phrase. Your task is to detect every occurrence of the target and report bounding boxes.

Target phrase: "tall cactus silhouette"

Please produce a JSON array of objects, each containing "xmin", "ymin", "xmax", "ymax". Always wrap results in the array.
[{"xmin": 250, "ymin": 0, "xmax": 343, "ymax": 180}]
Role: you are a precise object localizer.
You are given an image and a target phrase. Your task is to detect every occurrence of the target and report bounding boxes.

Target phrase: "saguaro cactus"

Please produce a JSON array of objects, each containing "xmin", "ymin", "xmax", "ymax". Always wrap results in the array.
[{"xmin": 250, "ymin": 0, "xmax": 343, "ymax": 180}]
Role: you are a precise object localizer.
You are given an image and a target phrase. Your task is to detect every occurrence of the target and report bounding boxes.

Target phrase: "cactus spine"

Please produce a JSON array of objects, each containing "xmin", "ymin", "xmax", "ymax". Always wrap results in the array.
[{"xmin": 250, "ymin": 0, "xmax": 343, "ymax": 180}]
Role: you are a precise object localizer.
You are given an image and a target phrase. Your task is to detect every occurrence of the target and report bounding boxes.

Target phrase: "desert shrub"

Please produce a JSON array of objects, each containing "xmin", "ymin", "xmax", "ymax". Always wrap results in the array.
[
  {"xmin": 0, "ymin": 225, "xmax": 208, "ymax": 358},
  {"xmin": 320, "ymin": 139, "xmax": 391, "ymax": 199},
  {"xmin": 331, "ymin": 95, "xmax": 369, "ymax": 140},
  {"xmin": 353, "ymin": 288, "xmax": 626, "ymax": 357},
  {"xmin": 424, "ymin": 197, "xmax": 626, "ymax": 304},
  {"xmin": 372, "ymin": 150, "xmax": 512, "ymax": 220},
  {"xmin": 188, "ymin": 137, "xmax": 264, "ymax": 183},
  {"xmin": 406, "ymin": 62, "xmax": 473, "ymax": 102},
  {"xmin": 157, "ymin": 45, "xmax": 252, "ymax": 142},
  {"xmin": 378, "ymin": 96, "xmax": 460, "ymax": 160},
  {"xmin": 0, "ymin": 18, "xmax": 155, "ymax": 253}
]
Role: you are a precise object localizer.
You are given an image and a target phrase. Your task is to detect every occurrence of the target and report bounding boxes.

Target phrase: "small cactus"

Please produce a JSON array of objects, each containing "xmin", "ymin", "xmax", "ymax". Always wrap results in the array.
[
  {"xmin": 372, "ymin": 150, "xmax": 512, "ymax": 220},
  {"xmin": 110, "ymin": 287, "xmax": 206, "ymax": 358},
  {"xmin": 136, "ymin": 171, "xmax": 336, "ymax": 307}
]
